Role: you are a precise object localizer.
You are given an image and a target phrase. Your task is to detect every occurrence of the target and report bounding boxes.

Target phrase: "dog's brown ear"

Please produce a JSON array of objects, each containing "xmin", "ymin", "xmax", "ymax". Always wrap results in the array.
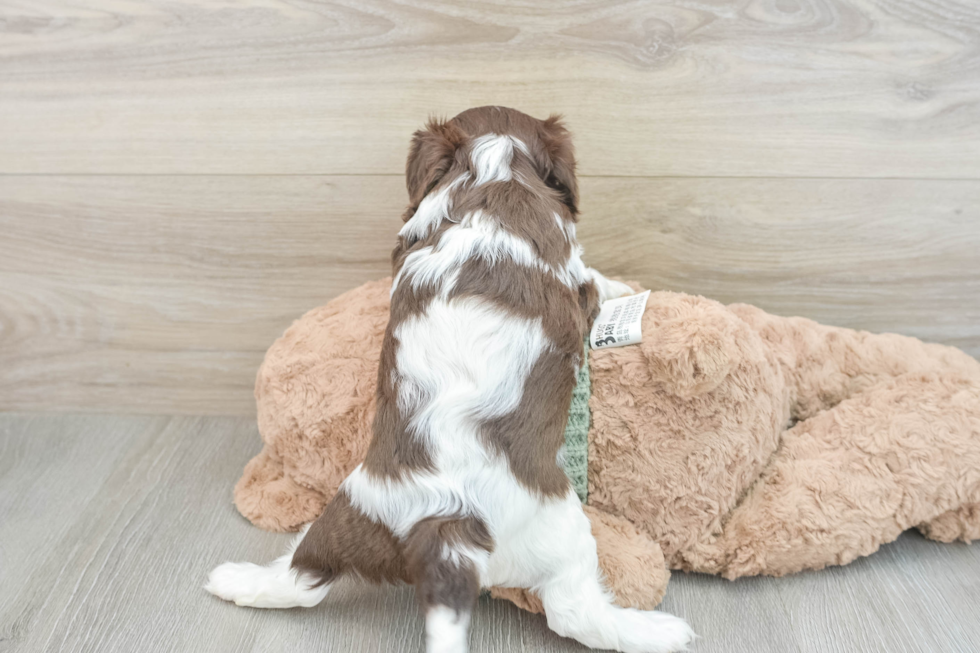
[
  {"xmin": 539, "ymin": 115, "xmax": 579, "ymax": 216},
  {"xmin": 404, "ymin": 118, "xmax": 467, "ymax": 220}
]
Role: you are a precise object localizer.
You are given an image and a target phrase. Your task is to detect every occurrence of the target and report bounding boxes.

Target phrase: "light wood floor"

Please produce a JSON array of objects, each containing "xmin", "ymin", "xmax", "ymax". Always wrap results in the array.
[{"xmin": 1, "ymin": 412, "xmax": 979, "ymax": 653}]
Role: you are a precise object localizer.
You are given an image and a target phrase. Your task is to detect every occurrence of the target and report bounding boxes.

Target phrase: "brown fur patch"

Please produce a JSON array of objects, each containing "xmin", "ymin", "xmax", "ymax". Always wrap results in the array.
[
  {"xmin": 480, "ymin": 347, "xmax": 579, "ymax": 496},
  {"xmin": 450, "ymin": 106, "xmax": 579, "ymax": 215},
  {"xmin": 291, "ymin": 491, "xmax": 408, "ymax": 585},
  {"xmin": 579, "ymin": 278, "xmax": 601, "ymax": 327},
  {"xmin": 404, "ymin": 515, "xmax": 494, "ymax": 614},
  {"xmin": 450, "ymin": 257, "xmax": 585, "ymax": 354},
  {"xmin": 405, "ymin": 119, "xmax": 469, "ymax": 215}
]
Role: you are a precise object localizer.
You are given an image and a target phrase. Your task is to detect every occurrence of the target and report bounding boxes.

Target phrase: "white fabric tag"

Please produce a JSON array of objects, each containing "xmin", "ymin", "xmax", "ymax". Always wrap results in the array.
[{"xmin": 589, "ymin": 290, "xmax": 651, "ymax": 350}]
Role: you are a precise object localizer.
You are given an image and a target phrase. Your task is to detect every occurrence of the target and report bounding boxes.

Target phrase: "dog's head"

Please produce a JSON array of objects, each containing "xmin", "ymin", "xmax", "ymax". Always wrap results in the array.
[{"xmin": 403, "ymin": 106, "xmax": 579, "ymax": 220}]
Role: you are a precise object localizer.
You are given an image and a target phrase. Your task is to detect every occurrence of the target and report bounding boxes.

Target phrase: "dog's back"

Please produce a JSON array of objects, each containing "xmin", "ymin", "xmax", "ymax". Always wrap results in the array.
[{"xmin": 206, "ymin": 107, "xmax": 694, "ymax": 653}]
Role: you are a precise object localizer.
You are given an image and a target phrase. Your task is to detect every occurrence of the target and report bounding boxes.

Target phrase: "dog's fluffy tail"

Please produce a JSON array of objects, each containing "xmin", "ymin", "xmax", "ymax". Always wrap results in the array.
[{"xmin": 204, "ymin": 525, "xmax": 331, "ymax": 609}]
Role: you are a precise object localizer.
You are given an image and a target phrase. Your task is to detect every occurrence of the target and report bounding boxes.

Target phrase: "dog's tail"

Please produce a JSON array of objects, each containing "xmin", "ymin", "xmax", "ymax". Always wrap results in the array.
[{"xmin": 205, "ymin": 490, "xmax": 405, "ymax": 609}]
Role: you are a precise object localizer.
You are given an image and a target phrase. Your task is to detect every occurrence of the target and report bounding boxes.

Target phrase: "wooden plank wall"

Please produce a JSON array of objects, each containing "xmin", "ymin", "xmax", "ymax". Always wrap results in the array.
[{"xmin": 1, "ymin": 0, "xmax": 978, "ymax": 415}]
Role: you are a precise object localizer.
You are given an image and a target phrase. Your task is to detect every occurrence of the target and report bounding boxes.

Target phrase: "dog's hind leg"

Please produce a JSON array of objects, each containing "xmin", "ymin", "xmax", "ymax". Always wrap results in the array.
[
  {"xmin": 404, "ymin": 516, "xmax": 493, "ymax": 653},
  {"xmin": 205, "ymin": 491, "xmax": 405, "ymax": 608},
  {"xmin": 499, "ymin": 491, "xmax": 694, "ymax": 653}
]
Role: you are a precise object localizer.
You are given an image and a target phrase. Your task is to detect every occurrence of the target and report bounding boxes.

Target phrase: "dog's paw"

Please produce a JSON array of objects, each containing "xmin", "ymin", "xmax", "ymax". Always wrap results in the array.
[
  {"xmin": 205, "ymin": 559, "xmax": 331, "ymax": 609},
  {"xmin": 593, "ymin": 276, "xmax": 635, "ymax": 302},
  {"xmin": 587, "ymin": 268, "xmax": 635, "ymax": 302},
  {"xmin": 615, "ymin": 609, "xmax": 696, "ymax": 653},
  {"xmin": 205, "ymin": 561, "xmax": 259, "ymax": 604},
  {"xmin": 602, "ymin": 278, "xmax": 635, "ymax": 301}
]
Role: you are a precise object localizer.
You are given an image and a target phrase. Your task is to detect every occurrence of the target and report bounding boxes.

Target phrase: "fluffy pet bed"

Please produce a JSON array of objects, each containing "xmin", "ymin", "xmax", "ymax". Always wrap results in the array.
[{"xmin": 233, "ymin": 277, "xmax": 980, "ymax": 612}]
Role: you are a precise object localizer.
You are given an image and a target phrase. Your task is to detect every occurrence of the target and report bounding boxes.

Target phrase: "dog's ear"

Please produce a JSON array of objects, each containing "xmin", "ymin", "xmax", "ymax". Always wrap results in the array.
[
  {"xmin": 404, "ymin": 118, "xmax": 468, "ymax": 220},
  {"xmin": 538, "ymin": 115, "xmax": 579, "ymax": 216}
]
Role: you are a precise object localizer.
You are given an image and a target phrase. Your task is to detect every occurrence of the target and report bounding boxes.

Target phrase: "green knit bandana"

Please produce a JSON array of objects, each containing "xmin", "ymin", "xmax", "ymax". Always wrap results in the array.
[{"xmin": 562, "ymin": 343, "xmax": 591, "ymax": 503}]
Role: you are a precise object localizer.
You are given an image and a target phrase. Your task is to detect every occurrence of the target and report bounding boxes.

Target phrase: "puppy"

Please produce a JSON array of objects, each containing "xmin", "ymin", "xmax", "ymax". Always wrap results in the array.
[{"xmin": 206, "ymin": 106, "xmax": 694, "ymax": 653}]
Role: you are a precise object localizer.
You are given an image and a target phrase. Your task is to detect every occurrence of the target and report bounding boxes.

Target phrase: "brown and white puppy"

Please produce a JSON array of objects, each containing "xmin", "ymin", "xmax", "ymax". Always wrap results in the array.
[{"xmin": 206, "ymin": 107, "xmax": 694, "ymax": 653}]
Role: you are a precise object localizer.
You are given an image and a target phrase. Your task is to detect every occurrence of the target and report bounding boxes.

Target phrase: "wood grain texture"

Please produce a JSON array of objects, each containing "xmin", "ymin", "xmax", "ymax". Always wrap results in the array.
[
  {"xmin": 2, "ymin": 175, "xmax": 977, "ymax": 414},
  {"xmin": 1, "ymin": 412, "xmax": 979, "ymax": 652},
  {"xmin": 1, "ymin": 0, "xmax": 979, "ymax": 176},
  {"xmin": 0, "ymin": 175, "xmax": 404, "ymax": 414},
  {"xmin": 579, "ymin": 177, "xmax": 980, "ymax": 354}
]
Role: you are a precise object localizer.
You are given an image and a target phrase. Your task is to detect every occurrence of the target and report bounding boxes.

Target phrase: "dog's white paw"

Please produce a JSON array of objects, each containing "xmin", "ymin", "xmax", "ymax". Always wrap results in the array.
[
  {"xmin": 614, "ymin": 609, "xmax": 696, "ymax": 653},
  {"xmin": 205, "ymin": 559, "xmax": 330, "ymax": 609},
  {"xmin": 205, "ymin": 561, "xmax": 262, "ymax": 605},
  {"xmin": 589, "ymin": 269, "xmax": 635, "ymax": 302},
  {"xmin": 603, "ymin": 278, "xmax": 635, "ymax": 301}
]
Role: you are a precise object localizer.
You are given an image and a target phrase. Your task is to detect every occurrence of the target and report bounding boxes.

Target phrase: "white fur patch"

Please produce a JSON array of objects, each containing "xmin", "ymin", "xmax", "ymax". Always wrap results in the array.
[
  {"xmin": 554, "ymin": 212, "xmax": 578, "ymax": 243},
  {"xmin": 426, "ymin": 605, "xmax": 471, "ymax": 653},
  {"xmin": 396, "ymin": 296, "xmax": 548, "ymax": 432},
  {"xmin": 392, "ymin": 211, "xmax": 587, "ymax": 296},
  {"xmin": 347, "ymin": 295, "xmax": 553, "ymax": 540},
  {"xmin": 565, "ymin": 243, "xmax": 588, "ymax": 287},
  {"xmin": 487, "ymin": 490, "xmax": 695, "ymax": 653},
  {"xmin": 470, "ymin": 133, "xmax": 528, "ymax": 186},
  {"xmin": 400, "ymin": 174, "xmax": 470, "ymax": 243},
  {"xmin": 204, "ymin": 525, "xmax": 331, "ymax": 609}
]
